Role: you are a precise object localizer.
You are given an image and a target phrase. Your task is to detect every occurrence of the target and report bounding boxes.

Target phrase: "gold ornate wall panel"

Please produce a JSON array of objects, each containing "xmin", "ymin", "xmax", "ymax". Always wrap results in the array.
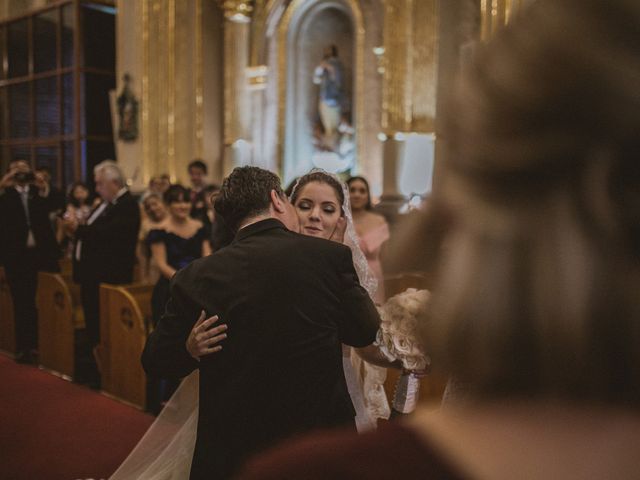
[
  {"xmin": 223, "ymin": 20, "xmax": 250, "ymax": 145},
  {"xmin": 481, "ymin": 0, "xmax": 525, "ymax": 40},
  {"xmin": 381, "ymin": 0, "xmax": 438, "ymax": 134},
  {"xmin": 411, "ymin": 0, "xmax": 437, "ymax": 133},
  {"xmin": 138, "ymin": 0, "xmax": 206, "ymax": 184}
]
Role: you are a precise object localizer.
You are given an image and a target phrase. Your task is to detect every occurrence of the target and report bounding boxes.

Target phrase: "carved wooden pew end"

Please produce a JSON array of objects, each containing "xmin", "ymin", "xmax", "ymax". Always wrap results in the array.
[
  {"xmin": 99, "ymin": 283, "xmax": 153, "ymax": 410},
  {"xmin": 36, "ymin": 272, "xmax": 84, "ymax": 379},
  {"xmin": 0, "ymin": 267, "xmax": 16, "ymax": 355}
]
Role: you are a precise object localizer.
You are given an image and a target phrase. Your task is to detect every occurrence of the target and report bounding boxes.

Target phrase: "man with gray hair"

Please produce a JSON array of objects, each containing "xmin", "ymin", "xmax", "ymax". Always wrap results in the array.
[{"xmin": 64, "ymin": 160, "xmax": 140, "ymax": 387}]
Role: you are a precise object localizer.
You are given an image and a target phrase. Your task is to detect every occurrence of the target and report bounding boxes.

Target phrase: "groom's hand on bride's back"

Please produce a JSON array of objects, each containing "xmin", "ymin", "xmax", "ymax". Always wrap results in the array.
[{"xmin": 186, "ymin": 310, "xmax": 228, "ymax": 360}]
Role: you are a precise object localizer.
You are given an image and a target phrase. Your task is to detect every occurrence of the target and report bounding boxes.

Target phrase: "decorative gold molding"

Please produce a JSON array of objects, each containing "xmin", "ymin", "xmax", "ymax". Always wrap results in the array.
[
  {"xmin": 218, "ymin": 0, "xmax": 254, "ymax": 21},
  {"xmin": 167, "ymin": 0, "xmax": 177, "ymax": 181},
  {"xmin": 195, "ymin": 0, "xmax": 204, "ymax": 157},
  {"xmin": 141, "ymin": 0, "xmax": 150, "ymax": 185},
  {"xmin": 277, "ymin": 0, "xmax": 365, "ymax": 176},
  {"xmin": 382, "ymin": 0, "xmax": 437, "ymax": 134},
  {"xmin": 481, "ymin": 0, "xmax": 524, "ymax": 40}
]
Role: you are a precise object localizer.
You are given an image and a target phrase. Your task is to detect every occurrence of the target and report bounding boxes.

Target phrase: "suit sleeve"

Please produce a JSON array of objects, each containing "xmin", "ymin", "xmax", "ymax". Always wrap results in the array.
[
  {"xmin": 336, "ymin": 245, "xmax": 381, "ymax": 347},
  {"xmin": 141, "ymin": 271, "xmax": 200, "ymax": 378},
  {"xmin": 76, "ymin": 199, "xmax": 140, "ymax": 243}
]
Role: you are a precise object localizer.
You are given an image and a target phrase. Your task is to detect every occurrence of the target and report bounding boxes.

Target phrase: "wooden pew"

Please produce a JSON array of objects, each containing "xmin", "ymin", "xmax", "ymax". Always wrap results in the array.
[
  {"xmin": 0, "ymin": 267, "xmax": 16, "ymax": 354},
  {"xmin": 382, "ymin": 273, "xmax": 448, "ymax": 406},
  {"xmin": 36, "ymin": 272, "xmax": 84, "ymax": 379},
  {"xmin": 99, "ymin": 283, "xmax": 153, "ymax": 410}
]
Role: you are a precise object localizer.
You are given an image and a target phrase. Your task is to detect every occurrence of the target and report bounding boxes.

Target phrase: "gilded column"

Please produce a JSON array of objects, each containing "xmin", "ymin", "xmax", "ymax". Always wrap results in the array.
[
  {"xmin": 481, "ymin": 0, "xmax": 525, "ymax": 40},
  {"xmin": 219, "ymin": 1, "xmax": 254, "ymax": 175},
  {"xmin": 379, "ymin": 0, "xmax": 438, "ymax": 213}
]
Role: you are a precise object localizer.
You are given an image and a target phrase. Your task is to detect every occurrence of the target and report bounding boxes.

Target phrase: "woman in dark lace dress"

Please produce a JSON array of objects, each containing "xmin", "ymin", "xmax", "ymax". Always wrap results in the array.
[
  {"xmin": 148, "ymin": 185, "xmax": 211, "ymax": 327},
  {"xmin": 146, "ymin": 184, "xmax": 211, "ymax": 413}
]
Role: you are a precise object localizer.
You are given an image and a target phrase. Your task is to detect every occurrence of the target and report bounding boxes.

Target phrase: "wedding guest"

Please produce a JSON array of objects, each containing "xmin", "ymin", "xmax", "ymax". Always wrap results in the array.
[
  {"xmin": 64, "ymin": 160, "xmax": 140, "ymax": 386},
  {"xmin": 347, "ymin": 176, "xmax": 389, "ymax": 303},
  {"xmin": 201, "ymin": 184, "xmax": 220, "ymax": 225},
  {"xmin": 0, "ymin": 160, "xmax": 61, "ymax": 364},
  {"xmin": 58, "ymin": 182, "xmax": 93, "ymax": 254},
  {"xmin": 136, "ymin": 192, "xmax": 168, "ymax": 284},
  {"xmin": 187, "ymin": 160, "xmax": 209, "ymax": 223},
  {"xmin": 148, "ymin": 174, "xmax": 171, "ymax": 196},
  {"xmin": 240, "ymin": 0, "xmax": 640, "ymax": 478},
  {"xmin": 148, "ymin": 185, "xmax": 211, "ymax": 327},
  {"xmin": 34, "ymin": 166, "xmax": 66, "ymax": 214},
  {"xmin": 146, "ymin": 184, "xmax": 210, "ymax": 412}
]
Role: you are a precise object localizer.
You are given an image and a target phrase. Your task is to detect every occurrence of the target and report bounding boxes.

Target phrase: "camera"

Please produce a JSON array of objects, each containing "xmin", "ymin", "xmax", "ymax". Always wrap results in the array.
[{"xmin": 14, "ymin": 171, "xmax": 35, "ymax": 183}]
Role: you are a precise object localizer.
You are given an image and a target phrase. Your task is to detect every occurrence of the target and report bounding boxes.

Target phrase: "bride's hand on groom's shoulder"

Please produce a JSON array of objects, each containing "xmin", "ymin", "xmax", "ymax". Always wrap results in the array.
[{"xmin": 186, "ymin": 310, "xmax": 228, "ymax": 360}]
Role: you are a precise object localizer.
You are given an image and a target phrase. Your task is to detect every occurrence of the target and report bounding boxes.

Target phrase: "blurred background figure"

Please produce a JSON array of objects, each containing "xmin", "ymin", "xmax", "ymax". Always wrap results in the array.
[
  {"xmin": 187, "ymin": 160, "xmax": 210, "ymax": 223},
  {"xmin": 347, "ymin": 176, "xmax": 389, "ymax": 304},
  {"xmin": 137, "ymin": 192, "xmax": 168, "ymax": 284},
  {"xmin": 147, "ymin": 185, "xmax": 210, "ymax": 328},
  {"xmin": 148, "ymin": 174, "xmax": 171, "ymax": 196},
  {"xmin": 200, "ymin": 183, "xmax": 231, "ymax": 253},
  {"xmin": 146, "ymin": 184, "xmax": 211, "ymax": 413},
  {"xmin": 64, "ymin": 160, "xmax": 140, "ymax": 387},
  {"xmin": 0, "ymin": 160, "xmax": 61, "ymax": 364},
  {"xmin": 58, "ymin": 182, "xmax": 93, "ymax": 257},
  {"xmin": 239, "ymin": 0, "xmax": 640, "ymax": 478},
  {"xmin": 34, "ymin": 166, "xmax": 66, "ymax": 214}
]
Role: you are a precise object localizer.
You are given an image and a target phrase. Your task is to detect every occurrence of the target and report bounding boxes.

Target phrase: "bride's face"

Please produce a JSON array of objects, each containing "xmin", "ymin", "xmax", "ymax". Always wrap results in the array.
[{"xmin": 294, "ymin": 181, "xmax": 342, "ymax": 239}]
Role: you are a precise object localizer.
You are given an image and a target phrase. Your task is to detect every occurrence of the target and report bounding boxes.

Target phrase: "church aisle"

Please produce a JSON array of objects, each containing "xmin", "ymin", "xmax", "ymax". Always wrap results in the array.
[{"xmin": 0, "ymin": 353, "xmax": 153, "ymax": 480}]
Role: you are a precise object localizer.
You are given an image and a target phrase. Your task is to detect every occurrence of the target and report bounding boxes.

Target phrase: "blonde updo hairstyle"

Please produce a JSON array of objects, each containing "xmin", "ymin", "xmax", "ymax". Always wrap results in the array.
[{"xmin": 427, "ymin": 0, "xmax": 640, "ymax": 405}]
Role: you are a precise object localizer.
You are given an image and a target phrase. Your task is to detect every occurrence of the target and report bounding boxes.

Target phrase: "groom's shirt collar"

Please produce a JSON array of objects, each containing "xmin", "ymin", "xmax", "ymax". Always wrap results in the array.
[{"xmin": 235, "ymin": 218, "xmax": 287, "ymax": 241}]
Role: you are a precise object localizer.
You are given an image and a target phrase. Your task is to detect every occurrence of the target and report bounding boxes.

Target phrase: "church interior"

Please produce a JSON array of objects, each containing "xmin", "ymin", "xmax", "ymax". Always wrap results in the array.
[{"xmin": 2, "ymin": 0, "xmax": 640, "ymax": 479}]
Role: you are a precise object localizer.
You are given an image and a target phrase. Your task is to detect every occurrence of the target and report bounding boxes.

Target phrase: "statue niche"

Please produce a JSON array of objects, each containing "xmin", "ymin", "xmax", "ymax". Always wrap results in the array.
[{"xmin": 283, "ymin": 4, "xmax": 355, "ymax": 183}]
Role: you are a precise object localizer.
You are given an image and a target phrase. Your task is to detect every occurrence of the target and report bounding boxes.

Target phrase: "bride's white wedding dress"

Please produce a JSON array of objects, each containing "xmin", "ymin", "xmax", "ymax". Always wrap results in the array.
[{"xmin": 111, "ymin": 171, "xmax": 423, "ymax": 480}]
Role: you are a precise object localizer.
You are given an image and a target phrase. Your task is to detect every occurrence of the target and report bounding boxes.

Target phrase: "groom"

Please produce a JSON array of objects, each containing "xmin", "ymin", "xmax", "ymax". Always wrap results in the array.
[{"xmin": 142, "ymin": 166, "xmax": 380, "ymax": 479}]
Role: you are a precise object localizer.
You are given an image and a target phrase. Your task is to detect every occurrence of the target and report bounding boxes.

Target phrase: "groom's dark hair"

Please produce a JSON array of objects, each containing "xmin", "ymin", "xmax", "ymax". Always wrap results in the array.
[{"xmin": 214, "ymin": 166, "xmax": 284, "ymax": 233}]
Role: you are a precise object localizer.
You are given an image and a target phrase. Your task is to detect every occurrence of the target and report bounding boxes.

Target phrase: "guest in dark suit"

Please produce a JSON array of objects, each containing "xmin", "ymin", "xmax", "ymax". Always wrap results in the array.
[
  {"xmin": 34, "ymin": 166, "xmax": 66, "ymax": 214},
  {"xmin": 63, "ymin": 160, "xmax": 140, "ymax": 365},
  {"xmin": 142, "ymin": 166, "xmax": 381, "ymax": 480},
  {"xmin": 0, "ymin": 160, "xmax": 61, "ymax": 364},
  {"xmin": 187, "ymin": 159, "xmax": 209, "ymax": 223}
]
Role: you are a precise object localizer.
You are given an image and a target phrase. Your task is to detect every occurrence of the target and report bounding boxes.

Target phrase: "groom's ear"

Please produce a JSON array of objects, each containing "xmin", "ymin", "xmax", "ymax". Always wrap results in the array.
[{"xmin": 270, "ymin": 189, "xmax": 286, "ymax": 214}]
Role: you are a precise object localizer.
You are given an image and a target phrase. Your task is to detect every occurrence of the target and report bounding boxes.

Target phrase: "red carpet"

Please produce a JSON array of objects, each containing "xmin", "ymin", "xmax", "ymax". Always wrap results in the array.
[{"xmin": 0, "ymin": 353, "xmax": 154, "ymax": 480}]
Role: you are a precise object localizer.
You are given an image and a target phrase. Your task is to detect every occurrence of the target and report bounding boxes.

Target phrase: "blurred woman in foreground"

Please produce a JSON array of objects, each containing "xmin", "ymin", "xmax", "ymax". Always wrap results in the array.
[{"xmin": 239, "ymin": 0, "xmax": 640, "ymax": 477}]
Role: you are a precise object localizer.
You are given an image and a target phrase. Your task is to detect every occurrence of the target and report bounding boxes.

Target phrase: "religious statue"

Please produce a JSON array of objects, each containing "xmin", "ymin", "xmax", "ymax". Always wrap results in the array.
[
  {"xmin": 117, "ymin": 73, "xmax": 139, "ymax": 142},
  {"xmin": 313, "ymin": 45, "xmax": 345, "ymax": 150}
]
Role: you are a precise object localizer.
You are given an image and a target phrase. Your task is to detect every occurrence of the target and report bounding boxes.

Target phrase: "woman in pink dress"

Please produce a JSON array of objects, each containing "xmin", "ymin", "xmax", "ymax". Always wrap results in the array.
[{"xmin": 347, "ymin": 176, "xmax": 389, "ymax": 305}]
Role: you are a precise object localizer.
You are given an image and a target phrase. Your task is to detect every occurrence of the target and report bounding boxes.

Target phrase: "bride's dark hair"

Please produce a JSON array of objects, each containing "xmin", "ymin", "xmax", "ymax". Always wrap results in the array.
[{"xmin": 290, "ymin": 171, "xmax": 345, "ymax": 215}]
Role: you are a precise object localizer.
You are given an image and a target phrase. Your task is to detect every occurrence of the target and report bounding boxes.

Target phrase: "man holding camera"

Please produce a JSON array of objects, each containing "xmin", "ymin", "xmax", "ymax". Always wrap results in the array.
[{"xmin": 0, "ymin": 160, "xmax": 60, "ymax": 364}]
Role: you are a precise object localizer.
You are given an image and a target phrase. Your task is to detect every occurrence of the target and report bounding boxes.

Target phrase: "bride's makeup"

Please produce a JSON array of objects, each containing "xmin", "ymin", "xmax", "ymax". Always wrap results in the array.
[{"xmin": 293, "ymin": 182, "xmax": 342, "ymax": 240}]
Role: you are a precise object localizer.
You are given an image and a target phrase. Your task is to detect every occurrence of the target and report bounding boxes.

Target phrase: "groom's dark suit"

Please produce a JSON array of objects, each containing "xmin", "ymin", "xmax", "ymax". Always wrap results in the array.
[{"xmin": 142, "ymin": 218, "xmax": 380, "ymax": 479}]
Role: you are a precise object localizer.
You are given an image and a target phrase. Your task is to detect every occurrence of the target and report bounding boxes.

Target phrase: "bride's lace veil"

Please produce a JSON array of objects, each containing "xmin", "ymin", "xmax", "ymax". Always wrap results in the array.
[
  {"xmin": 290, "ymin": 169, "xmax": 378, "ymax": 299},
  {"xmin": 109, "ymin": 370, "xmax": 199, "ymax": 479}
]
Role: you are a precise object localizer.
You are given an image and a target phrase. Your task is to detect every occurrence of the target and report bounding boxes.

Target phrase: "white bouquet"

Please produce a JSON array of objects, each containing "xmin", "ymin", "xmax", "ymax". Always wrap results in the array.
[{"xmin": 375, "ymin": 288, "xmax": 430, "ymax": 372}]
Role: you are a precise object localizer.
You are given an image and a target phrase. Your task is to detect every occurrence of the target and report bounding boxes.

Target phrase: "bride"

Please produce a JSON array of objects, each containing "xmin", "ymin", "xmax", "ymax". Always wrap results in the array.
[{"xmin": 110, "ymin": 170, "xmax": 425, "ymax": 479}]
